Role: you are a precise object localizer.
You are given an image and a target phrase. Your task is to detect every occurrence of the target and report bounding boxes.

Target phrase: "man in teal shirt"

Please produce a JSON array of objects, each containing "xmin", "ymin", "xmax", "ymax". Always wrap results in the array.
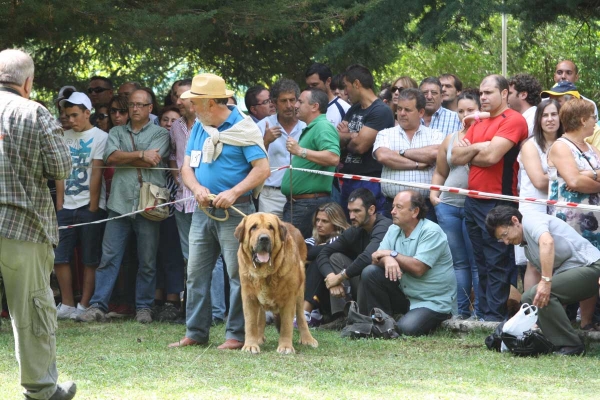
[
  {"xmin": 362, "ymin": 190, "xmax": 457, "ymax": 336},
  {"xmin": 281, "ymin": 88, "xmax": 340, "ymax": 238}
]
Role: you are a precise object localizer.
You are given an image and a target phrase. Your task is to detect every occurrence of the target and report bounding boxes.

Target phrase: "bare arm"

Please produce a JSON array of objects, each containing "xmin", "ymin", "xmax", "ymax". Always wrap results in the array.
[
  {"xmin": 371, "ymin": 249, "xmax": 429, "ymax": 277},
  {"xmin": 89, "ymin": 159, "xmax": 104, "ymax": 211},
  {"xmin": 106, "ymin": 149, "xmax": 155, "ymax": 167},
  {"xmin": 212, "ymin": 157, "xmax": 271, "ymax": 208},
  {"xmin": 373, "ymin": 147, "xmax": 433, "ymax": 170},
  {"xmin": 548, "ymin": 142, "xmax": 600, "ymax": 193},
  {"xmin": 287, "ymin": 138, "xmax": 340, "ymax": 167},
  {"xmin": 450, "ymin": 139, "xmax": 488, "ymax": 165},
  {"xmin": 533, "ymin": 232, "xmax": 554, "ymax": 308},
  {"xmin": 55, "ymin": 180, "xmax": 65, "ymax": 210},
  {"xmin": 430, "ymin": 135, "xmax": 452, "ymax": 205},
  {"xmin": 470, "ymin": 136, "xmax": 515, "ymax": 167},
  {"xmin": 520, "ymin": 140, "xmax": 548, "ymax": 191},
  {"xmin": 402, "ymin": 145, "xmax": 440, "ymax": 164},
  {"xmin": 182, "ymin": 155, "xmax": 209, "ymax": 206}
]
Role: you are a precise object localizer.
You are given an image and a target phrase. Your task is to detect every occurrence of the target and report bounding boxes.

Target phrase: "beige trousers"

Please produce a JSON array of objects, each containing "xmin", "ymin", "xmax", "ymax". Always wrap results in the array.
[{"xmin": 0, "ymin": 237, "xmax": 58, "ymax": 399}]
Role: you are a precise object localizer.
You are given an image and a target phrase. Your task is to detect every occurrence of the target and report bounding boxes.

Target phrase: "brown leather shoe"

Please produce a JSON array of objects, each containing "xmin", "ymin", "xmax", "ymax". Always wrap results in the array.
[
  {"xmin": 217, "ymin": 339, "xmax": 244, "ymax": 350},
  {"xmin": 168, "ymin": 337, "xmax": 204, "ymax": 348}
]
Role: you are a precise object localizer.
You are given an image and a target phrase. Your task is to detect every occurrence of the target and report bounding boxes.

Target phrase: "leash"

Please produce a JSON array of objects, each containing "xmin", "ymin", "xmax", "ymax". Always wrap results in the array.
[
  {"xmin": 199, "ymin": 194, "xmax": 248, "ymax": 222},
  {"xmin": 289, "ymin": 153, "xmax": 293, "ymax": 225}
]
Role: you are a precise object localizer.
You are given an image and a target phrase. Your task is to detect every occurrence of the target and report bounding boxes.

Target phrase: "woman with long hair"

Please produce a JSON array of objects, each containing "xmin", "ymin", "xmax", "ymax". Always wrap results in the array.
[
  {"xmin": 298, "ymin": 203, "xmax": 350, "ymax": 327},
  {"xmin": 517, "ymin": 99, "xmax": 563, "ymax": 290},
  {"xmin": 390, "ymin": 76, "xmax": 418, "ymax": 118},
  {"xmin": 548, "ymin": 97, "xmax": 600, "ymax": 331},
  {"xmin": 430, "ymin": 90, "xmax": 489, "ymax": 319}
]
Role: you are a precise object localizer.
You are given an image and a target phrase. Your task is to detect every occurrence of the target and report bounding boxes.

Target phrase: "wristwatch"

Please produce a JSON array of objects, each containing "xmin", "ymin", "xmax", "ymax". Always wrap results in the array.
[
  {"xmin": 301, "ymin": 148, "xmax": 307, "ymax": 159},
  {"xmin": 541, "ymin": 275, "xmax": 552, "ymax": 282},
  {"xmin": 398, "ymin": 149, "xmax": 406, "ymax": 156},
  {"xmin": 341, "ymin": 269, "xmax": 349, "ymax": 280},
  {"xmin": 390, "ymin": 251, "xmax": 398, "ymax": 258}
]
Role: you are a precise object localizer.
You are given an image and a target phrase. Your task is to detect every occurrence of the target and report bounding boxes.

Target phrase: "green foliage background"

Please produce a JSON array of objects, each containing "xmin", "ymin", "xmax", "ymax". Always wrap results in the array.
[{"xmin": 1, "ymin": 1, "xmax": 599, "ymax": 106}]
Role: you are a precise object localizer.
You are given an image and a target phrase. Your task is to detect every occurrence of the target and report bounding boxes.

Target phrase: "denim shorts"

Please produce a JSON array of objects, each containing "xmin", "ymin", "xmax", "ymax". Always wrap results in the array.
[{"xmin": 54, "ymin": 205, "xmax": 107, "ymax": 266}]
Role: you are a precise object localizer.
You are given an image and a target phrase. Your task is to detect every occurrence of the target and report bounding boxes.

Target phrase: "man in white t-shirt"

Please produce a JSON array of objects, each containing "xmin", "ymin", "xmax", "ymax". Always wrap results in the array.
[
  {"xmin": 305, "ymin": 63, "xmax": 350, "ymax": 127},
  {"xmin": 54, "ymin": 92, "xmax": 108, "ymax": 319},
  {"xmin": 508, "ymin": 73, "xmax": 542, "ymax": 136}
]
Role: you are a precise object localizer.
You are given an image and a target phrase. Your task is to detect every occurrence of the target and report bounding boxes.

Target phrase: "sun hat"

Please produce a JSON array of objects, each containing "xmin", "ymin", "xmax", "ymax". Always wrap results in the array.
[
  {"xmin": 541, "ymin": 81, "xmax": 581, "ymax": 99},
  {"xmin": 180, "ymin": 73, "xmax": 234, "ymax": 99},
  {"xmin": 59, "ymin": 92, "xmax": 93, "ymax": 110}
]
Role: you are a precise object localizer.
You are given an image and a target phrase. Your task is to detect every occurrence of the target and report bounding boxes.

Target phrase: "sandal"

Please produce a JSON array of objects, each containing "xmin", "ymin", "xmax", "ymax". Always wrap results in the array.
[{"xmin": 580, "ymin": 323, "xmax": 600, "ymax": 331}]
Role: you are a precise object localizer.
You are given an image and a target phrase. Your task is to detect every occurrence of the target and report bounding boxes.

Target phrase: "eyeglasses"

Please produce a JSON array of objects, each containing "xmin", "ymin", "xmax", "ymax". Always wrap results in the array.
[
  {"xmin": 96, "ymin": 113, "xmax": 109, "ymax": 121},
  {"xmin": 255, "ymin": 99, "xmax": 272, "ymax": 106},
  {"xmin": 591, "ymin": 114, "xmax": 598, "ymax": 122},
  {"xmin": 87, "ymin": 87, "xmax": 110, "ymax": 94},
  {"xmin": 128, "ymin": 103, "xmax": 151, "ymax": 109},
  {"xmin": 110, "ymin": 108, "xmax": 128, "ymax": 115},
  {"xmin": 497, "ymin": 227, "xmax": 510, "ymax": 242},
  {"xmin": 391, "ymin": 86, "xmax": 404, "ymax": 93}
]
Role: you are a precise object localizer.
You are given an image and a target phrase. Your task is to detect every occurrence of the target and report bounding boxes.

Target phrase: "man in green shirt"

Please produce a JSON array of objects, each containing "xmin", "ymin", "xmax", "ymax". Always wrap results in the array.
[{"xmin": 281, "ymin": 88, "xmax": 340, "ymax": 238}]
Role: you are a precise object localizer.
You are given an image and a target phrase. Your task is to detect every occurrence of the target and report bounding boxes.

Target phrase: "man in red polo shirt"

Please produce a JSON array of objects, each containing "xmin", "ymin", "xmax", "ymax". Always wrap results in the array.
[{"xmin": 451, "ymin": 74, "xmax": 528, "ymax": 322}]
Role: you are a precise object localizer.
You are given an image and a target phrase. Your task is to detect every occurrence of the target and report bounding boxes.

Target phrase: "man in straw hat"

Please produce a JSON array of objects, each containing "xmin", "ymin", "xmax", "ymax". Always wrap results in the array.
[{"xmin": 168, "ymin": 73, "xmax": 270, "ymax": 350}]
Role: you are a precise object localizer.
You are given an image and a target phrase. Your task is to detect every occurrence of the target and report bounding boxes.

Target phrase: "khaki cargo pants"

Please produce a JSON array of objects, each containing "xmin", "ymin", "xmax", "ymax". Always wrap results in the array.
[{"xmin": 0, "ymin": 237, "xmax": 58, "ymax": 399}]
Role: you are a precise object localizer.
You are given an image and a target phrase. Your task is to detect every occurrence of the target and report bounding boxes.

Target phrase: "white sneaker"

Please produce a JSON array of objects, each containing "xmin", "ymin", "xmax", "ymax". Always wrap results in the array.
[
  {"xmin": 69, "ymin": 303, "xmax": 87, "ymax": 320},
  {"xmin": 56, "ymin": 303, "xmax": 77, "ymax": 320}
]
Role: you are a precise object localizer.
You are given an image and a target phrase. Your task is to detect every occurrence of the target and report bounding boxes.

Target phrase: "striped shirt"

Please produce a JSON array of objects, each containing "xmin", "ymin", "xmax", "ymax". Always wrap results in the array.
[
  {"xmin": 169, "ymin": 116, "xmax": 197, "ymax": 213},
  {"xmin": 0, "ymin": 87, "xmax": 72, "ymax": 246},
  {"xmin": 373, "ymin": 124, "xmax": 445, "ymax": 197},
  {"xmin": 421, "ymin": 106, "xmax": 461, "ymax": 136}
]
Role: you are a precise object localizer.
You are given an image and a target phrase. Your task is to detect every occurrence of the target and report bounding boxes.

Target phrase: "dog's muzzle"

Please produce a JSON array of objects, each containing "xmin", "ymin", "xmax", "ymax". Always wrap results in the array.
[{"xmin": 252, "ymin": 234, "xmax": 272, "ymax": 268}]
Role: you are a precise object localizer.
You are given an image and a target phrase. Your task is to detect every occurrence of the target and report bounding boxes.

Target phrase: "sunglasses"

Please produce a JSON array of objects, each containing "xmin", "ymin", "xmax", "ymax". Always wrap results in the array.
[
  {"xmin": 391, "ymin": 86, "xmax": 404, "ymax": 93},
  {"xmin": 87, "ymin": 87, "xmax": 110, "ymax": 94},
  {"xmin": 96, "ymin": 113, "xmax": 109, "ymax": 121},
  {"xmin": 110, "ymin": 108, "xmax": 128, "ymax": 114}
]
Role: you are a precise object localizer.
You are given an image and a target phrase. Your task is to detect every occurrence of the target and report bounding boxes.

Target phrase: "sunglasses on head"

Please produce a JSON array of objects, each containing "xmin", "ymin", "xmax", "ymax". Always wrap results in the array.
[
  {"xmin": 96, "ymin": 113, "xmax": 109, "ymax": 121},
  {"xmin": 110, "ymin": 108, "xmax": 128, "ymax": 114},
  {"xmin": 391, "ymin": 86, "xmax": 404, "ymax": 93},
  {"xmin": 88, "ymin": 87, "xmax": 109, "ymax": 94}
]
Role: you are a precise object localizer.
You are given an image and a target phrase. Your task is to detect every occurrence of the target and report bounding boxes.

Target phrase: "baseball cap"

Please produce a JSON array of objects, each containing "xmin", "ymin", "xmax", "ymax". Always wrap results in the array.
[
  {"xmin": 59, "ymin": 92, "xmax": 93, "ymax": 111},
  {"xmin": 541, "ymin": 81, "xmax": 581, "ymax": 99}
]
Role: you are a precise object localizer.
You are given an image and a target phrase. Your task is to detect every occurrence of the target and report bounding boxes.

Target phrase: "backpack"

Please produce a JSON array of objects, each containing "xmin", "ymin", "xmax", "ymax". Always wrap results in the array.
[{"xmin": 341, "ymin": 301, "xmax": 399, "ymax": 340}]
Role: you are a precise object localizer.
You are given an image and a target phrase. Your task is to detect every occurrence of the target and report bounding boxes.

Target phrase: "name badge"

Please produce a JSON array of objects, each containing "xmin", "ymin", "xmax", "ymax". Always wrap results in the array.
[{"xmin": 190, "ymin": 150, "xmax": 202, "ymax": 168}]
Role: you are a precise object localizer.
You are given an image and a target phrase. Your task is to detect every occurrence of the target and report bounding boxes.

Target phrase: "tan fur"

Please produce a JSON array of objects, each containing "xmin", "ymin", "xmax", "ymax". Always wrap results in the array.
[{"xmin": 234, "ymin": 212, "xmax": 318, "ymax": 354}]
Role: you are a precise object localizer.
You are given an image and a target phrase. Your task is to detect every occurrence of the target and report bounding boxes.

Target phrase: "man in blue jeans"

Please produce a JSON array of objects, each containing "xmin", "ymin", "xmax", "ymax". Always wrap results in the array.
[
  {"xmin": 77, "ymin": 89, "xmax": 170, "ymax": 324},
  {"xmin": 168, "ymin": 73, "xmax": 269, "ymax": 350}
]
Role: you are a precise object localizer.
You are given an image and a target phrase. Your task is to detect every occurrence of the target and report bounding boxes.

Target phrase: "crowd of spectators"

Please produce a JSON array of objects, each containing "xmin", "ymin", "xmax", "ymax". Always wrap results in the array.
[{"xmin": 3, "ymin": 56, "xmax": 600, "ymax": 364}]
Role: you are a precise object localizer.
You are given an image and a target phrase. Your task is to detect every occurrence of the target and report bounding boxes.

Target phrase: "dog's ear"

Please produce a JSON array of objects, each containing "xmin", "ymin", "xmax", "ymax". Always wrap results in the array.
[
  {"xmin": 234, "ymin": 217, "xmax": 246, "ymax": 242},
  {"xmin": 278, "ymin": 219, "xmax": 288, "ymax": 243}
]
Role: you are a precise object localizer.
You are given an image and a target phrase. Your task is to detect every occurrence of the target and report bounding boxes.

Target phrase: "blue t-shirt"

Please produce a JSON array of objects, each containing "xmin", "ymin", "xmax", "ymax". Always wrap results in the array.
[{"xmin": 185, "ymin": 107, "xmax": 266, "ymax": 195}]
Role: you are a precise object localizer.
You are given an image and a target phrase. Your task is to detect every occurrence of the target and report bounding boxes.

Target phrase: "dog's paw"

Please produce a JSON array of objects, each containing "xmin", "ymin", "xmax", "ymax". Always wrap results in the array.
[
  {"xmin": 300, "ymin": 337, "xmax": 318, "ymax": 348},
  {"xmin": 276, "ymin": 345, "xmax": 296, "ymax": 355},
  {"xmin": 241, "ymin": 344, "xmax": 261, "ymax": 354}
]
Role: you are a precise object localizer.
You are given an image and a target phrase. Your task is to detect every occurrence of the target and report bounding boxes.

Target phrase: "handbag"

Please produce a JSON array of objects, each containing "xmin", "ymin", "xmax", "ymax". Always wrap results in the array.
[
  {"xmin": 128, "ymin": 133, "xmax": 170, "ymax": 221},
  {"xmin": 485, "ymin": 320, "xmax": 554, "ymax": 356},
  {"xmin": 340, "ymin": 301, "xmax": 399, "ymax": 340}
]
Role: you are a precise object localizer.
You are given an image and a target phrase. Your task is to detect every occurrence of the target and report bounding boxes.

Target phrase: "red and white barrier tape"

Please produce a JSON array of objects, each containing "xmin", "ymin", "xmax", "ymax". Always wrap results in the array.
[
  {"xmin": 286, "ymin": 166, "xmax": 600, "ymax": 212},
  {"xmin": 57, "ymin": 165, "xmax": 600, "ymax": 230}
]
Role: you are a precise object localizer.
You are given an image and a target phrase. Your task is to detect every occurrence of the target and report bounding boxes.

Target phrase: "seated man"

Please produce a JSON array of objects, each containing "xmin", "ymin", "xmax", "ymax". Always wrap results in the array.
[
  {"xmin": 486, "ymin": 206, "xmax": 600, "ymax": 356},
  {"xmin": 318, "ymin": 188, "xmax": 392, "ymax": 329},
  {"xmin": 361, "ymin": 190, "xmax": 457, "ymax": 336}
]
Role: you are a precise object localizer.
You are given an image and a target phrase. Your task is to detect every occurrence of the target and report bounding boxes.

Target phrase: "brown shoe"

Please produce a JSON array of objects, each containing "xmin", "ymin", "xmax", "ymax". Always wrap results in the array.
[
  {"xmin": 168, "ymin": 337, "xmax": 204, "ymax": 348},
  {"xmin": 217, "ymin": 339, "xmax": 243, "ymax": 350}
]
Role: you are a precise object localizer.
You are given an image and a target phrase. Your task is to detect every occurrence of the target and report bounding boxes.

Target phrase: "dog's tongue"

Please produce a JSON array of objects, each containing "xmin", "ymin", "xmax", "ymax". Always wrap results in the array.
[{"xmin": 256, "ymin": 252, "xmax": 270, "ymax": 263}]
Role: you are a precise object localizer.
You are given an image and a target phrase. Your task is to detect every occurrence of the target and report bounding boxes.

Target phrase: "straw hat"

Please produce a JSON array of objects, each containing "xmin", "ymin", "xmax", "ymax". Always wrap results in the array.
[{"xmin": 180, "ymin": 73, "xmax": 234, "ymax": 99}]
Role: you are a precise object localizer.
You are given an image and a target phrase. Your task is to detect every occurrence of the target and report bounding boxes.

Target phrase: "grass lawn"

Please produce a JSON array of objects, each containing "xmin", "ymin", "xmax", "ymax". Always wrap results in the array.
[{"xmin": 1, "ymin": 319, "xmax": 599, "ymax": 399}]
